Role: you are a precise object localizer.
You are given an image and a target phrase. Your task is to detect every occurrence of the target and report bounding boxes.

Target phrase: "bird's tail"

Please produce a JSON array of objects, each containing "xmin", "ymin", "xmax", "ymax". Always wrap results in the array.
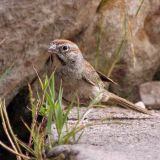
[{"xmin": 102, "ymin": 91, "xmax": 151, "ymax": 115}]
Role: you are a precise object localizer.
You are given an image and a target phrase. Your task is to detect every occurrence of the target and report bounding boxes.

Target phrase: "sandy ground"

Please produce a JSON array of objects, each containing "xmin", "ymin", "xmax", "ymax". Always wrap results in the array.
[{"xmin": 68, "ymin": 106, "xmax": 160, "ymax": 160}]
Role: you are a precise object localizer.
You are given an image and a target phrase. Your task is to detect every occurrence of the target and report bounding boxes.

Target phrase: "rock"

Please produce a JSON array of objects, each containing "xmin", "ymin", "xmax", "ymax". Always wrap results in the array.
[
  {"xmin": 0, "ymin": 0, "xmax": 160, "ymax": 159},
  {"xmin": 0, "ymin": 0, "xmax": 101, "ymax": 106},
  {"xmin": 46, "ymin": 144, "xmax": 127, "ymax": 160},
  {"xmin": 0, "ymin": 0, "xmax": 160, "ymax": 106},
  {"xmin": 135, "ymin": 101, "xmax": 146, "ymax": 109},
  {"xmin": 0, "ymin": 0, "xmax": 160, "ymax": 107},
  {"xmin": 79, "ymin": 111, "xmax": 160, "ymax": 160},
  {"xmin": 46, "ymin": 107, "xmax": 160, "ymax": 160},
  {"xmin": 74, "ymin": 0, "xmax": 160, "ymax": 101},
  {"xmin": 139, "ymin": 81, "xmax": 160, "ymax": 109}
]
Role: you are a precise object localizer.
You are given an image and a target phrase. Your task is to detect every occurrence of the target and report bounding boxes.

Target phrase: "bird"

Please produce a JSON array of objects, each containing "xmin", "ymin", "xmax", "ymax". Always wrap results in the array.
[{"xmin": 48, "ymin": 39, "xmax": 151, "ymax": 115}]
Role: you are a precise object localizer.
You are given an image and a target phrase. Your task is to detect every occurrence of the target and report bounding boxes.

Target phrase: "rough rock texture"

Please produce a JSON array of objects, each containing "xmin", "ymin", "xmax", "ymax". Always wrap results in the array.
[
  {"xmin": 46, "ymin": 144, "xmax": 127, "ymax": 160},
  {"xmin": 0, "ymin": 0, "xmax": 101, "ymax": 105},
  {"xmin": 75, "ymin": 0, "xmax": 160, "ymax": 101},
  {"xmin": 0, "ymin": 1, "xmax": 160, "ymax": 159},
  {"xmin": 0, "ymin": 0, "xmax": 160, "ymax": 106},
  {"xmin": 140, "ymin": 81, "xmax": 160, "ymax": 109},
  {"xmin": 48, "ymin": 107, "xmax": 160, "ymax": 160}
]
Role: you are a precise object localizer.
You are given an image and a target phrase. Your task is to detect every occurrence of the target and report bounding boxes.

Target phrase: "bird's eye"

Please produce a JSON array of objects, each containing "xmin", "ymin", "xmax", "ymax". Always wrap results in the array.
[{"xmin": 62, "ymin": 45, "xmax": 68, "ymax": 51}]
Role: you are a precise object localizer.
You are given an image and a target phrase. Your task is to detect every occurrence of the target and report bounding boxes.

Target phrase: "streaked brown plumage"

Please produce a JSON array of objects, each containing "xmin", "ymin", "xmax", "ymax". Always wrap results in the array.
[{"xmin": 48, "ymin": 39, "xmax": 151, "ymax": 115}]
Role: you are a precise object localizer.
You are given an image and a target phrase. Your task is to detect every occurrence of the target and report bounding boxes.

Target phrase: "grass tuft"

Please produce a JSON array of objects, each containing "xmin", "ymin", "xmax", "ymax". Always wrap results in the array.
[{"xmin": 0, "ymin": 73, "xmax": 93, "ymax": 159}]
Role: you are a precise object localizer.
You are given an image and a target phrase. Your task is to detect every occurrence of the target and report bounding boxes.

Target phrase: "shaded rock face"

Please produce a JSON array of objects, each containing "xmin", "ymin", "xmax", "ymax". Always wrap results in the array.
[
  {"xmin": 0, "ymin": 0, "xmax": 160, "ymax": 106},
  {"xmin": 46, "ymin": 144, "xmax": 127, "ymax": 160}
]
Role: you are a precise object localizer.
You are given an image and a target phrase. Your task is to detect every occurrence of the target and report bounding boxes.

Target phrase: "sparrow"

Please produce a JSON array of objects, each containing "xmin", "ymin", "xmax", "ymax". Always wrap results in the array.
[{"xmin": 48, "ymin": 39, "xmax": 150, "ymax": 115}]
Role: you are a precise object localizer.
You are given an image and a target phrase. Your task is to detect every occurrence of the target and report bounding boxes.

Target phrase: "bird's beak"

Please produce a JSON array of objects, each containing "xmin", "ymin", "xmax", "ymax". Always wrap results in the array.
[{"xmin": 48, "ymin": 44, "xmax": 57, "ymax": 53}]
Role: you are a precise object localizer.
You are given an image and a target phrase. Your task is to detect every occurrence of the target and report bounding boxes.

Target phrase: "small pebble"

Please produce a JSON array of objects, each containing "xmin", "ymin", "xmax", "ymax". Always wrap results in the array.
[{"xmin": 135, "ymin": 101, "xmax": 146, "ymax": 109}]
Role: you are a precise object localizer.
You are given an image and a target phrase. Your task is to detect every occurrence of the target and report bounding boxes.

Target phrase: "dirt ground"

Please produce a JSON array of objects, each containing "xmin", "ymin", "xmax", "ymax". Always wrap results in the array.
[{"xmin": 69, "ymin": 106, "xmax": 160, "ymax": 160}]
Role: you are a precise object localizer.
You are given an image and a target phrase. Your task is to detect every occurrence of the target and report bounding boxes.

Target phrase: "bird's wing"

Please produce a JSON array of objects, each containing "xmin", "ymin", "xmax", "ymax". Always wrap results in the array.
[
  {"xmin": 96, "ymin": 70, "xmax": 118, "ymax": 85},
  {"xmin": 82, "ymin": 60, "xmax": 105, "ymax": 87}
]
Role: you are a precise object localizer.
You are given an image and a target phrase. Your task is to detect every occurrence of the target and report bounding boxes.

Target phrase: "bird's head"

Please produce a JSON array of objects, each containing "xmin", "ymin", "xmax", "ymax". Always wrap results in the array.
[{"xmin": 48, "ymin": 39, "xmax": 83, "ymax": 65}]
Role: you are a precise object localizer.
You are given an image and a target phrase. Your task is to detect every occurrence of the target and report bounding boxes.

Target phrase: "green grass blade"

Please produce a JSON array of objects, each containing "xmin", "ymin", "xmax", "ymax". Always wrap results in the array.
[{"xmin": 136, "ymin": 0, "xmax": 144, "ymax": 16}]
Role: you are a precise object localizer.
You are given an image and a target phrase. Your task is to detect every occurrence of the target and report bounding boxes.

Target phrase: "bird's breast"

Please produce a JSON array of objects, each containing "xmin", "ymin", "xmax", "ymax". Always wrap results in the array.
[{"xmin": 54, "ymin": 70, "xmax": 103, "ymax": 104}]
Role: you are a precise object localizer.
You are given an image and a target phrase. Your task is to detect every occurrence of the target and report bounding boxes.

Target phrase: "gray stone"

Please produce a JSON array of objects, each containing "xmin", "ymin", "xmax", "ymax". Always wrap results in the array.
[
  {"xmin": 135, "ymin": 101, "xmax": 146, "ymax": 109},
  {"xmin": 140, "ymin": 81, "xmax": 160, "ymax": 109},
  {"xmin": 46, "ymin": 144, "xmax": 127, "ymax": 160},
  {"xmin": 66, "ymin": 107, "xmax": 160, "ymax": 160},
  {"xmin": 0, "ymin": 0, "xmax": 160, "ymax": 105}
]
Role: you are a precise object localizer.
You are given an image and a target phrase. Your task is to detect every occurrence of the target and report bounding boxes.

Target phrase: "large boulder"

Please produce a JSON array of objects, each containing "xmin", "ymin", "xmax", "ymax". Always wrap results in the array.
[
  {"xmin": 0, "ymin": 0, "xmax": 101, "ymax": 105},
  {"xmin": 74, "ymin": 0, "xmax": 160, "ymax": 101},
  {"xmin": 0, "ymin": 0, "xmax": 160, "ymax": 159},
  {"xmin": 0, "ymin": 0, "xmax": 160, "ymax": 106}
]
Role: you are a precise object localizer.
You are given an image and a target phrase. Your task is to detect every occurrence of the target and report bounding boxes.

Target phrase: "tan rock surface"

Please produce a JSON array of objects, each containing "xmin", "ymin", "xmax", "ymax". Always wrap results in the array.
[
  {"xmin": 0, "ymin": 0, "xmax": 160, "ymax": 105},
  {"xmin": 0, "ymin": 0, "xmax": 101, "ymax": 105}
]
